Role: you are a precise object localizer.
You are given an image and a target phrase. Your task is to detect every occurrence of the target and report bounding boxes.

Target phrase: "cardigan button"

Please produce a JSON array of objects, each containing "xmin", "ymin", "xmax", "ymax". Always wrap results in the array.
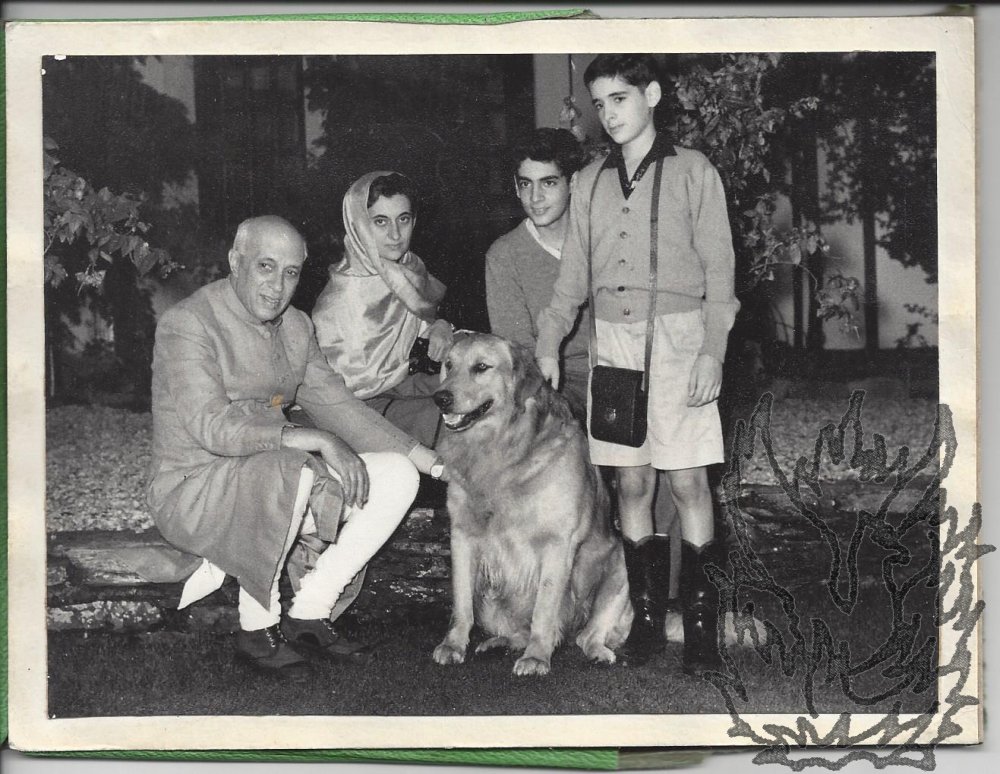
[
  {"xmin": 617, "ymin": 286, "xmax": 625, "ymax": 292},
  {"xmin": 622, "ymin": 206, "xmax": 630, "ymax": 214},
  {"xmin": 623, "ymin": 308, "xmax": 632, "ymax": 317},
  {"xmin": 619, "ymin": 231, "xmax": 628, "ymax": 239}
]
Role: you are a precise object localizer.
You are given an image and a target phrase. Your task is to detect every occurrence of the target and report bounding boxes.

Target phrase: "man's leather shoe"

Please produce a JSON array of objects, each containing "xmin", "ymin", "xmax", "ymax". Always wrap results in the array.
[
  {"xmin": 281, "ymin": 616, "xmax": 374, "ymax": 663},
  {"xmin": 235, "ymin": 625, "xmax": 309, "ymax": 673}
]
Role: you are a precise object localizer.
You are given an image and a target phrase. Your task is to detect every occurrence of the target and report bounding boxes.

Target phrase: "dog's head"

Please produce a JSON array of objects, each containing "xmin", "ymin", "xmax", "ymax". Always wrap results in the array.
[{"xmin": 433, "ymin": 333, "xmax": 555, "ymax": 434}]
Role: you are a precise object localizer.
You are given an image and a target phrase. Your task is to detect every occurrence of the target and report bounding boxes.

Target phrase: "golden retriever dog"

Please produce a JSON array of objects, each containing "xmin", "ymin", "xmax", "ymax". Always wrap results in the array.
[{"xmin": 431, "ymin": 333, "xmax": 633, "ymax": 676}]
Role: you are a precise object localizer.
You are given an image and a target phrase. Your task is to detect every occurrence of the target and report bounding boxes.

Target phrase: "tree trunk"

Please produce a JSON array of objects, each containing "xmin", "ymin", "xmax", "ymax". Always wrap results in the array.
[
  {"xmin": 44, "ymin": 287, "xmax": 67, "ymax": 401},
  {"xmin": 105, "ymin": 257, "xmax": 156, "ymax": 398},
  {"xmin": 857, "ymin": 119, "xmax": 879, "ymax": 365},
  {"xmin": 854, "ymin": 117, "xmax": 880, "ymax": 360},
  {"xmin": 861, "ymin": 199, "xmax": 879, "ymax": 359},
  {"xmin": 788, "ymin": 55, "xmax": 825, "ymax": 357},
  {"xmin": 791, "ymin": 235, "xmax": 804, "ymax": 350},
  {"xmin": 800, "ymin": 61, "xmax": 826, "ymax": 354}
]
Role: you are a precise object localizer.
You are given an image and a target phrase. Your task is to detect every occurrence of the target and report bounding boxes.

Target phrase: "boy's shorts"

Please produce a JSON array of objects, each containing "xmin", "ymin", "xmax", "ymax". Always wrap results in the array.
[{"xmin": 587, "ymin": 310, "xmax": 724, "ymax": 470}]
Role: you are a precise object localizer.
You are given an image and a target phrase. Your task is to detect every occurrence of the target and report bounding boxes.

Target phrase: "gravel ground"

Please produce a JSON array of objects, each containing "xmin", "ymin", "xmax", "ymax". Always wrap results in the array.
[
  {"xmin": 729, "ymin": 396, "xmax": 942, "ymax": 486},
  {"xmin": 47, "ymin": 406, "xmax": 154, "ymax": 533},
  {"xmin": 45, "ymin": 397, "xmax": 941, "ymax": 533}
]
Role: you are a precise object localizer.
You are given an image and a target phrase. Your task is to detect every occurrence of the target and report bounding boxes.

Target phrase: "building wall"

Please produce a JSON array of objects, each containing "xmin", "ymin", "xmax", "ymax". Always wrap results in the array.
[
  {"xmin": 135, "ymin": 56, "xmax": 197, "ymax": 121},
  {"xmin": 134, "ymin": 56, "xmax": 200, "ymax": 209},
  {"xmin": 534, "ymin": 53, "xmax": 601, "ymax": 140}
]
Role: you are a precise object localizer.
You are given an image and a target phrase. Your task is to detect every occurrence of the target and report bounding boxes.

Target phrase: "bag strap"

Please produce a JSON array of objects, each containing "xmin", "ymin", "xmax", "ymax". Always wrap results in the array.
[
  {"xmin": 586, "ymin": 167, "xmax": 603, "ymax": 370},
  {"xmin": 587, "ymin": 154, "xmax": 666, "ymax": 395},
  {"xmin": 642, "ymin": 156, "xmax": 664, "ymax": 392}
]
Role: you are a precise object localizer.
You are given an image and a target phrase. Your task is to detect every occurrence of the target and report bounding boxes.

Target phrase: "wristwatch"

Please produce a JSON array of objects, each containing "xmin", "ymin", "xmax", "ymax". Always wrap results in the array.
[{"xmin": 429, "ymin": 457, "xmax": 446, "ymax": 480}]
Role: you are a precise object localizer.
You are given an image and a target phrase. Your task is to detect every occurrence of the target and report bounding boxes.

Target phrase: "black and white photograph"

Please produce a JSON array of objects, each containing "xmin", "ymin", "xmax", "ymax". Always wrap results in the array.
[{"xmin": 5, "ymin": 13, "xmax": 980, "ymax": 754}]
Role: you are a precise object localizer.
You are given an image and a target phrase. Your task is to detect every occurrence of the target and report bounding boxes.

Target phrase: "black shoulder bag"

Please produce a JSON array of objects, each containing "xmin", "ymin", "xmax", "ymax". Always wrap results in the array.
[{"xmin": 587, "ymin": 157, "xmax": 664, "ymax": 447}]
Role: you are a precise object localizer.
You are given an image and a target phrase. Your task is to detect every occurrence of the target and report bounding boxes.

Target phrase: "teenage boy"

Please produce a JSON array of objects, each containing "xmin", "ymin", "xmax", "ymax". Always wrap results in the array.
[
  {"xmin": 488, "ymin": 127, "xmax": 682, "ymax": 605},
  {"xmin": 485, "ymin": 128, "xmax": 590, "ymax": 418},
  {"xmin": 536, "ymin": 54, "xmax": 739, "ymax": 674}
]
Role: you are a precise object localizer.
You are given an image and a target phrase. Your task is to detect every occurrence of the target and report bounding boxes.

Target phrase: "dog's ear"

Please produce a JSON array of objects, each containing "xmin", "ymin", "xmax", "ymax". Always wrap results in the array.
[{"xmin": 510, "ymin": 342, "xmax": 549, "ymax": 414}]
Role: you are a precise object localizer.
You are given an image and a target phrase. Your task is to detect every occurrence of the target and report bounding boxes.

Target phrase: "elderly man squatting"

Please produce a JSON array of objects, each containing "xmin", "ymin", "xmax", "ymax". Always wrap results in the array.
[{"xmin": 147, "ymin": 215, "xmax": 444, "ymax": 672}]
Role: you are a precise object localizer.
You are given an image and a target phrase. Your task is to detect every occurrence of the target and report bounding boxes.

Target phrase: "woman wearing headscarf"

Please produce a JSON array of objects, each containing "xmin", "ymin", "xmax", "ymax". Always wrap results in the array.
[{"xmin": 312, "ymin": 171, "xmax": 453, "ymax": 448}]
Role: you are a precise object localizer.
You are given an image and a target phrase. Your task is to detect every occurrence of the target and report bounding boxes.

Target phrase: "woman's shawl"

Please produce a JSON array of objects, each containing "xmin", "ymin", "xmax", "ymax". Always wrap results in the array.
[{"xmin": 312, "ymin": 171, "xmax": 446, "ymax": 399}]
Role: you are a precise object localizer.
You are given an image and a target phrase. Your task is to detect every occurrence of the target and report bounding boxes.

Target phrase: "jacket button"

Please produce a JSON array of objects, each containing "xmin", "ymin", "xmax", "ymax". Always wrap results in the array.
[{"xmin": 623, "ymin": 308, "xmax": 632, "ymax": 317}]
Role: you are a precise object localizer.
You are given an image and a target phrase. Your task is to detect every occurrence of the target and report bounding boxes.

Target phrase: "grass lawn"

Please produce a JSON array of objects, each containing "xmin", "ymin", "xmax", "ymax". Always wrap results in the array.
[
  {"xmin": 48, "ymin": 595, "xmax": 936, "ymax": 719},
  {"xmin": 48, "ymin": 506, "xmax": 938, "ymax": 719}
]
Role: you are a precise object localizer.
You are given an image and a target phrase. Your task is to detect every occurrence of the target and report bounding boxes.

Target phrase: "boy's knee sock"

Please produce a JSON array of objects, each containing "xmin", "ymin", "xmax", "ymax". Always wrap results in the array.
[{"xmin": 289, "ymin": 453, "xmax": 419, "ymax": 621}]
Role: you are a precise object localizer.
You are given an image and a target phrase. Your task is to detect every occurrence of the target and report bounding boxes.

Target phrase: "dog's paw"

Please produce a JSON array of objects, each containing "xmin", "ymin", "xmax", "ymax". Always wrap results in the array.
[
  {"xmin": 475, "ymin": 637, "xmax": 511, "ymax": 658},
  {"xmin": 584, "ymin": 645, "xmax": 617, "ymax": 666},
  {"xmin": 512, "ymin": 655, "xmax": 550, "ymax": 677},
  {"xmin": 433, "ymin": 642, "xmax": 467, "ymax": 666}
]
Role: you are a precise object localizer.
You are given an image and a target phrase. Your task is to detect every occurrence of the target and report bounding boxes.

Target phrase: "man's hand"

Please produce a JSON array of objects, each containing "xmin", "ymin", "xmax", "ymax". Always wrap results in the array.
[
  {"xmin": 316, "ymin": 434, "xmax": 369, "ymax": 508},
  {"xmin": 282, "ymin": 427, "xmax": 369, "ymax": 508},
  {"xmin": 426, "ymin": 319, "xmax": 454, "ymax": 362},
  {"xmin": 687, "ymin": 354, "xmax": 722, "ymax": 407},
  {"xmin": 537, "ymin": 356, "xmax": 561, "ymax": 390}
]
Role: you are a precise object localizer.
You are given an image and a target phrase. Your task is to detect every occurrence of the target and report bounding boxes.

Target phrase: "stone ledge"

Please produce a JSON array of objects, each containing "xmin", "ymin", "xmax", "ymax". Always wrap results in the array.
[
  {"xmin": 48, "ymin": 482, "xmax": 937, "ymax": 634},
  {"xmin": 727, "ymin": 477, "xmax": 940, "ymax": 514},
  {"xmin": 47, "ymin": 508, "xmax": 450, "ymax": 633}
]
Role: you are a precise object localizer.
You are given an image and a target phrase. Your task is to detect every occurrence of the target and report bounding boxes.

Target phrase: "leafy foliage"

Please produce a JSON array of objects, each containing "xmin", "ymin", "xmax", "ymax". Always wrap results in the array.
[
  {"xmin": 815, "ymin": 274, "xmax": 862, "ymax": 338},
  {"xmin": 43, "ymin": 137, "xmax": 182, "ymax": 401},
  {"xmin": 666, "ymin": 53, "xmax": 857, "ymax": 330},
  {"xmin": 895, "ymin": 303, "xmax": 938, "ymax": 349},
  {"xmin": 44, "ymin": 138, "xmax": 180, "ymax": 291},
  {"xmin": 819, "ymin": 53, "xmax": 937, "ymax": 283},
  {"xmin": 42, "ymin": 56, "xmax": 196, "ymax": 205}
]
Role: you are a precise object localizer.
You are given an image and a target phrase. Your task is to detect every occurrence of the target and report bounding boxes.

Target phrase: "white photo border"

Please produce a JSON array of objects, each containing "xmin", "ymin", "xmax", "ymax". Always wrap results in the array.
[{"xmin": 5, "ymin": 14, "xmax": 978, "ymax": 752}]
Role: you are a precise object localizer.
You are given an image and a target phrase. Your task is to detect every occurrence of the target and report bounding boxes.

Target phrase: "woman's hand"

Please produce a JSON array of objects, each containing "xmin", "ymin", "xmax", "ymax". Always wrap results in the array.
[{"xmin": 426, "ymin": 319, "xmax": 454, "ymax": 361}]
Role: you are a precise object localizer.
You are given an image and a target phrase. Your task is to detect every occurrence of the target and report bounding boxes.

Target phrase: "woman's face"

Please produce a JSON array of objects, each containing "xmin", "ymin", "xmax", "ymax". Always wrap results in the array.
[{"xmin": 367, "ymin": 194, "xmax": 414, "ymax": 262}]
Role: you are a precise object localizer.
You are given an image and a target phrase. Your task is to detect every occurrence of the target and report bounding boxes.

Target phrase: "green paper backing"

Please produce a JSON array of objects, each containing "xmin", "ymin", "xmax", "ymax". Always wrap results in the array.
[{"xmin": 33, "ymin": 748, "xmax": 709, "ymax": 769}]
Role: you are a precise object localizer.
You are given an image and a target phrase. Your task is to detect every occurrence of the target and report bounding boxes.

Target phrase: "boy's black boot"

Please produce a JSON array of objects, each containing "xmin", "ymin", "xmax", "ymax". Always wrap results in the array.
[
  {"xmin": 619, "ymin": 537, "xmax": 665, "ymax": 666},
  {"xmin": 680, "ymin": 540, "xmax": 725, "ymax": 676},
  {"xmin": 647, "ymin": 534, "xmax": 678, "ymax": 625}
]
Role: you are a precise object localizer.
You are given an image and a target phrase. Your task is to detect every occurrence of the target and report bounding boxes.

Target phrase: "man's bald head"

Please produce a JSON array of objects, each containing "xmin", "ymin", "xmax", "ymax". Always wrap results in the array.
[
  {"xmin": 232, "ymin": 215, "xmax": 307, "ymax": 261},
  {"xmin": 228, "ymin": 216, "xmax": 308, "ymax": 323}
]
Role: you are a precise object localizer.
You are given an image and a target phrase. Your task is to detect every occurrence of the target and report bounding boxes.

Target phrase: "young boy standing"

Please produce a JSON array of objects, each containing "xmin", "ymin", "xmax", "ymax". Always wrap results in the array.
[
  {"xmin": 488, "ymin": 127, "xmax": 683, "ymax": 614},
  {"xmin": 536, "ymin": 54, "xmax": 739, "ymax": 674},
  {"xmin": 485, "ymin": 128, "xmax": 590, "ymax": 418}
]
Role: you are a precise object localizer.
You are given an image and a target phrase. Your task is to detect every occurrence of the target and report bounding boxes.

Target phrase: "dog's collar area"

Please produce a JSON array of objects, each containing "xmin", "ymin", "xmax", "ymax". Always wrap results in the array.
[{"xmin": 441, "ymin": 400, "xmax": 494, "ymax": 432}]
